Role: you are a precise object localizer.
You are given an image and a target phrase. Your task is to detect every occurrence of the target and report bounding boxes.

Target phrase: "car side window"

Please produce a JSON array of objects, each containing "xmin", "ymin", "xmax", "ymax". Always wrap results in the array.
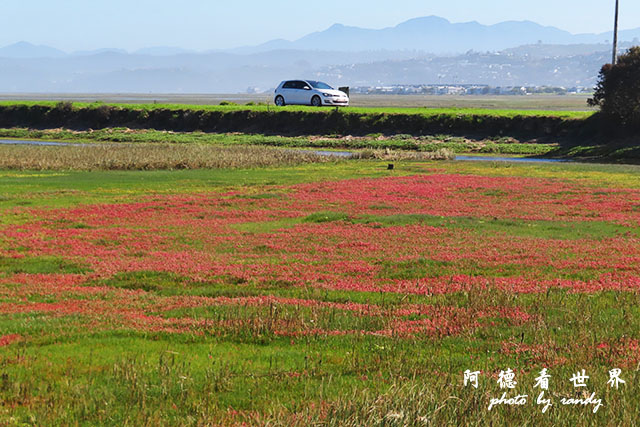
[
  {"xmin": 282, "ymin": 81, "xmax": 295, "ymax": 89},
  {"xmin": 293, "ymin": 81, "xmax": 309, "ymax": 90}
]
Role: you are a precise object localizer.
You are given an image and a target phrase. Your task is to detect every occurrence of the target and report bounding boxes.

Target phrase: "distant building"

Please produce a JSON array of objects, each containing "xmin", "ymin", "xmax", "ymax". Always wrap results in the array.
[{"xmin": 350, "ymin": 84, "xmax": 588, "ymax": 96}]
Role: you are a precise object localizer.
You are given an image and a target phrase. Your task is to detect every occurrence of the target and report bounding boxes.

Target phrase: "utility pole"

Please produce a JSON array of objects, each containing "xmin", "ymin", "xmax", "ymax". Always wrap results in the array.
[{"xmin": 612, "ymin": 0, "xmax": 620, "ymax": 64}]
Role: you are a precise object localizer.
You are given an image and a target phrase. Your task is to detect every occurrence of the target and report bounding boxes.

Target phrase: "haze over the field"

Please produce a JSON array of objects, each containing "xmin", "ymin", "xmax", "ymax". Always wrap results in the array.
[
  {"xmin": 1, "ymin": 1, "xmax": 639, "ymax": 93},
  {"xmin": 2, "ymin": 0, "xmax": 639, "ymax": 51}
]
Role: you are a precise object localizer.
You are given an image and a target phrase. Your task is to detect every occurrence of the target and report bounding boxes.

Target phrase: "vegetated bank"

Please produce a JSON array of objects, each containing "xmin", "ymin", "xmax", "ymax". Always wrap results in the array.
[
  {"xmin": 1, "ymin": 101, "xmax": 637, "ymax": 161},
  {"xmin": 0, "ymin": 101, "xmax": 597, "ymax": 141},
  {"xmin": 0, "ymin": 128, "xmax": 557, "ymax": 157}
]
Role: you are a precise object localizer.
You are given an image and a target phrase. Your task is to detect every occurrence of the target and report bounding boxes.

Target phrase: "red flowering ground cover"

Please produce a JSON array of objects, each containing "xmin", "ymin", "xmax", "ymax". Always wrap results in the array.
[
  {"xmin": 2, "ymin": 164, "xmax": 640, "ymax": 424},
  {"xmin": 2, "ymin": 173, "xmax": 640, "ymax": 336}
]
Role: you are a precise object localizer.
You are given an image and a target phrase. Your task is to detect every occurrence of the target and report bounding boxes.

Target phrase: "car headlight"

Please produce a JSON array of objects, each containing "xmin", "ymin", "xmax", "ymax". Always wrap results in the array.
[{"xmin": 322, "ymin": 93, "xmax": 331, "ymax": 97}]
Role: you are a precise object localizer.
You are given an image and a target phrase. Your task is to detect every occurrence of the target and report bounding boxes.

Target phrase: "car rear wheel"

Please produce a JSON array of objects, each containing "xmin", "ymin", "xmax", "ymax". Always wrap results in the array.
[
  {"xmin": 311, "ymin": 95, "xmax": 322, "ymax": 107},
  {"xmin": 275, "ymin": 95, "xmax": 285, "ymax": 106}
]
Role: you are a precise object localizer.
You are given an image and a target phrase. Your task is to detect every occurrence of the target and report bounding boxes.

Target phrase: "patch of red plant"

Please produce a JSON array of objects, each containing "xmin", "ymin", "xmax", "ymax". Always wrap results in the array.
[{"xmin": 0, "ymin": 334, "xmax": 22, "ymax": 347}]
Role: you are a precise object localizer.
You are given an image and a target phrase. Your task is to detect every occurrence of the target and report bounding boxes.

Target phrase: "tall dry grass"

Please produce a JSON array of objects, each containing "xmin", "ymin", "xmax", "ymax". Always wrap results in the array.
[{"xmin": 0, "ymin": 144, "xmax": 333, "ymax": 170}]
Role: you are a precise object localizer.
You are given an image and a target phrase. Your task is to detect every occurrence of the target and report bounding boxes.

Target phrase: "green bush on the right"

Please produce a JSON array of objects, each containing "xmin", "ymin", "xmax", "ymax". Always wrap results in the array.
[{"xmin": 588, "ymin": 46, "xmax": 640, "ymax": 129}]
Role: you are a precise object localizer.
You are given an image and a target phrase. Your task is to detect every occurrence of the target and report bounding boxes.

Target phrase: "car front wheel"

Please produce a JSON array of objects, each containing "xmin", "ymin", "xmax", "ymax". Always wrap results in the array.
[
  {"xmin": 275, "ymin": 95, "xmax": 285, "ymax": 106},
  {"xmin": 311, "ymin": 95, "xmax": 322, "ymax": 107}
]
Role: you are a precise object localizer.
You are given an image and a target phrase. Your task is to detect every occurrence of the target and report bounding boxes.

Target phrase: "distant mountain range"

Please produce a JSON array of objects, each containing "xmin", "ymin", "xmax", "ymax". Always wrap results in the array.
[
  {"xmin": 0, "ymin": 43, "xmax": 625, "ymax": 93},
  {"xmin": 0, "ymin": 41, "xmax": 67, "ymax": 58},
  {"xmin": 0, "ymin": 16, "xmax": 638, "ymax": 93},
  {"xmin": 2, "ymin": 16, "xmax": 640, "ymax": 58},
  {"xmin": 234, "ymin": 16, "xmax": 640, "ymax": 54},
  {"xmin": 0, "ymin": 42, "xmax": 197, "ymax": 58}
]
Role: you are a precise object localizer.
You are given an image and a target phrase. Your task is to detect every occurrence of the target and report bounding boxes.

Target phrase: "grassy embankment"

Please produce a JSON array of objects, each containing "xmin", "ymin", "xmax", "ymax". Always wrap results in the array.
[
  {"xmin": 0, "ymin": 100, "xmax": 594, "ymax": 118},
  {"xmin": 2, "ymin": 160, "xmax": 640, "ymax": 425},
  {"xmin": 2, "ymin": 101, "xmax": 637, "ymax": 160},
  {"xmin": 0, "ymin": 93, "xmax": 595, "ymax": 110},
  {"xmin": 0, "ymin": 101, "xmax": 603, "ymax": 158}
]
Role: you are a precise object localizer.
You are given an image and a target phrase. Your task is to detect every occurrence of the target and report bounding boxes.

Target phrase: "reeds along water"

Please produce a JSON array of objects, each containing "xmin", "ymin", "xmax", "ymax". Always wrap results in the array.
[
  {"xmin": 0, "ymin": 144, "xmax": 333, "ymax": 170},
  {"xmin": 0, "ymin": 143, "xmax": 459, "ymax": 171}
]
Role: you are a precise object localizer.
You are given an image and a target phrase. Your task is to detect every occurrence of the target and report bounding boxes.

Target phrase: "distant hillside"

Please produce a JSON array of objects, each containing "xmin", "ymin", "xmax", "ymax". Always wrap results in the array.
[
  {"xmin": 315, "ymin": 48, "xmax": 614, "ymax": 88},
  {"xmin": 0, "ymin": 42, "xmax": 66, "ymax": 58},
  {"xmin": 134, "ymin": 47, "xmax": 195, "ymax": 56},
  {"xmin": 0, "ymin": 43, "xmax": 622, "ymax": 93},
  {"xmin": 0, "ymin": 48, "xmax": 434, "ymax": 91},
  {"xmin": 3, "ymin": 17, "xmax": 639, "ymax": 59},
  {"xmin": 0, "ymin": 15, "xmax": 638, "ymax": 93},
  {"xmin": 239, "ymin": 16, "xmax": 640, "ymax": 54}
]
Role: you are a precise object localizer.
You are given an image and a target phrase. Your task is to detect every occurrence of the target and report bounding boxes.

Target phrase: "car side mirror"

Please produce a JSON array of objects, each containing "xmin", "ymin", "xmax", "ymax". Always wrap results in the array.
[{"xmin": 303, "ymin": 86, "xmax": 311, "ymax": 90}]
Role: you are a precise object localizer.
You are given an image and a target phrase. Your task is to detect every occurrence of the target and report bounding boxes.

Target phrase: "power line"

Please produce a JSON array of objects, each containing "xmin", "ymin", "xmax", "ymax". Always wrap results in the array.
[{"xmin": 612, "ymin": 0, "xmax": 619, "ymax": 64}]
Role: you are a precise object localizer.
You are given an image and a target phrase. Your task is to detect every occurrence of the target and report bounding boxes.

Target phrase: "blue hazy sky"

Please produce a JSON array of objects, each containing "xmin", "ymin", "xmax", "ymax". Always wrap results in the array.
[{"xmin": 3, "ymin": 0, "xmax": 637, "ymax": 51}]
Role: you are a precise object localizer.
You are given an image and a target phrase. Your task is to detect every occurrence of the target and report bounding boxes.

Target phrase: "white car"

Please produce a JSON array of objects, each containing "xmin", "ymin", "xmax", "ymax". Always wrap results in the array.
[{"xmin": 274, "ymin": 80, "xmax": 349, "ymax": 107}]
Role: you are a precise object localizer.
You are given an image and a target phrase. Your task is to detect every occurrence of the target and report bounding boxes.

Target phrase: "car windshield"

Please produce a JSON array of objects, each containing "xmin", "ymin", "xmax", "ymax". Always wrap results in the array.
[{"xmin": 307, "ymin": 80, "xmax": 333, "ymax": 90}]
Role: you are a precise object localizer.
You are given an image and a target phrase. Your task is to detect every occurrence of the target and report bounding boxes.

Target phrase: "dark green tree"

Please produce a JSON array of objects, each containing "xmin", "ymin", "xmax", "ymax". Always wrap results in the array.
[{"xmin": 588, "ymin": 46, "xmax": 640, "ymax": 128}]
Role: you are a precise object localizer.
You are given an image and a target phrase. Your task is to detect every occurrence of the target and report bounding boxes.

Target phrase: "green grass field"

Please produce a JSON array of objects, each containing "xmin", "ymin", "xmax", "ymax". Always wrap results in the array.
[
  {"xmin": 2, "ymin": 158, "xmax": 640, "ymax": 425},
  {"xmin": 0, "ymin": 93, "xmax": 596, "ymax": 111},
  {"xmin": 0, "ymin": 100, "xmax": 593, "ymax": 119}
]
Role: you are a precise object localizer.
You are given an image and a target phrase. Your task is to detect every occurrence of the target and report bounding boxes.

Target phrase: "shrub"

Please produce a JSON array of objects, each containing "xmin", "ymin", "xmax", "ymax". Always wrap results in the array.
[
  {"xmin": 46, "ymin": 101, "xmax": 75, "ymax": 125},
  {"xmin": 588, "ymin": 46, "xmax": 640, "ymax": 128},
  {"xmin": 55, "ymin": 101, "xmax": 74, "ymax": 113},
  {"xmin": 95, "ymin": 105, "xmax": 113, "ymax": 124}
]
